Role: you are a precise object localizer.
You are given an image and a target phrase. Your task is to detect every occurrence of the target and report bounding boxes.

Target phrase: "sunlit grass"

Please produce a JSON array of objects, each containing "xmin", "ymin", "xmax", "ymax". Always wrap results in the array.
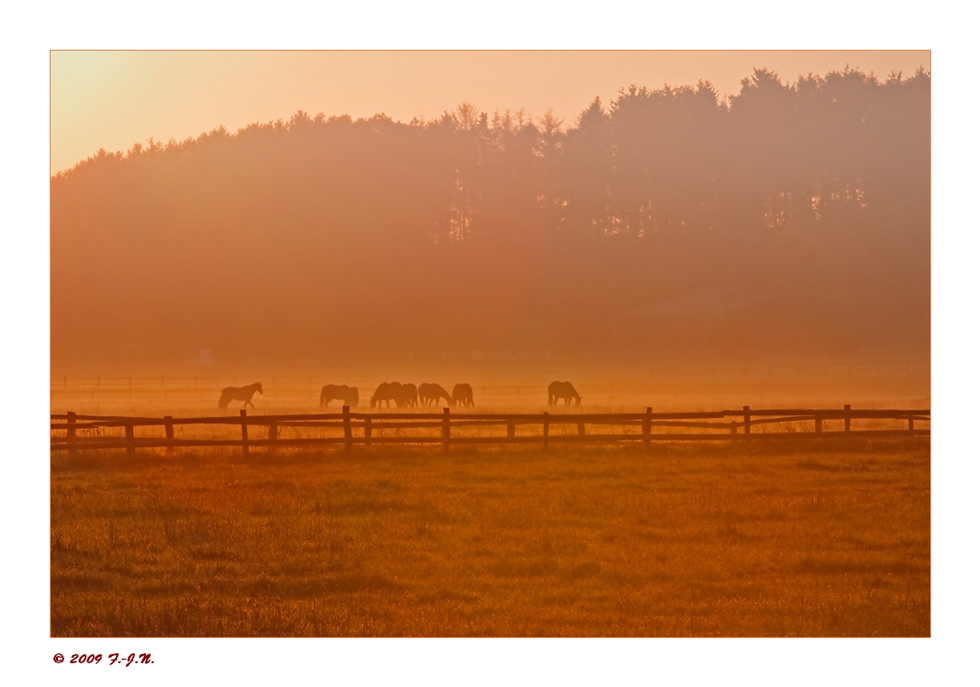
[{"xmin": 51, "ymin": 439, "xmax": 929, "ymax": 637}]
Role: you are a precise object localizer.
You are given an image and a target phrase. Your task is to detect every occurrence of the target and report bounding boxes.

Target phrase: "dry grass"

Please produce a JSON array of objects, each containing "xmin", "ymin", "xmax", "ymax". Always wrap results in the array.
[{"xmin": 51, "ymin": 439, "xmax": 929, "ymax": 637}]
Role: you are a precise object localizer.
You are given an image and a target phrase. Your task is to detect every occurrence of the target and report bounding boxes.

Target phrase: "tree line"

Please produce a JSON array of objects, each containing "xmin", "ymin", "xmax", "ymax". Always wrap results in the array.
[{"xmin": 51, "ymin": 67, "xmax": 930, "ymax": 365}]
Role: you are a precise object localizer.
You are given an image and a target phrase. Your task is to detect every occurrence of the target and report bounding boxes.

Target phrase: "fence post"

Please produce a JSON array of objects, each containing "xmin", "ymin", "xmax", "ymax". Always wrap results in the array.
[
  {"xmin": 240, "ymin": 409, "xmax": 249, "ymax": 457},
  {"xmin": 125, "ymin": 422, "xmax": 136, "ymax": 459},
  {"xmin": 543, "ymin": 412, "xmax": 550, "ymax": 450},
  {"xmin": 844, "ymin": 405, "xmax": 851, "ymax": 434},
  {"xmin": 164, "ymin": 416, "xmax": 174, "ymax": 454},
  {"xmin": 814, "ymin": 411, "xmax": 823, "ymax": 433},
  {"xmin": 577, "ymin": 421, "xmax": 586, "ymax": 437},
  {"xmin": 364, "ymin": 417, "xmax": 372, "ymax": 447},
  {"xmin": 908, "ymin": 413, "xmax": 914, "ymax": 434},
  {"xmin": 643, "ymin": 407, "xmax": 652, "ymax": 449},
  {"xmin": 743, "ymin": 406, "xmax": 751, "ymax": 439},
  {"xmin": 343, "ymin": 406, "xmax": 353, "ymax": 452},
  {"xmin": 67, "ymin": 411, "xmax": 76, "ymax": 457},
  {"xmin": 507, "ymin": 419, "xmax": 515, "ymax": 440},
  {"xmin": 443, "ymin": 407, "xmax": 451, "ymax": 452}
]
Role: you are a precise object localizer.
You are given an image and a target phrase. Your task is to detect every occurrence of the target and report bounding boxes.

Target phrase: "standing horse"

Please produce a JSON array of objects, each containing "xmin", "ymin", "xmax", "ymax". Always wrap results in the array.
[
  {"xmin": 452, "ymin": 383, "xmax": 474, "ymax": 408},
  {"xmin": 319, "ymin": 384, "xmax": 359, "ymax": 408},
  {"xmin": 548, "ymin": 381, "xmax": 581, "ymax": 407},
  {"xmin": 419, "ymin": 383, "xmax": 453, "ymax": 407},
  {"xmin": 371, "ymin": 382, "xmax": 404, "ymax": 409},
  {"xmin": 219, "ymin": 382, "xmax": 263, "ymax": 409},
  {"xmin": 400, "ymin": 383, "xmax": 419, "ymax": 407}
]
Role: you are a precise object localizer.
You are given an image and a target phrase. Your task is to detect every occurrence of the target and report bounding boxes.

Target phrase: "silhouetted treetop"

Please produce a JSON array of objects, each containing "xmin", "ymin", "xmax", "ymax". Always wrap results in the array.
[{"xmin": 52, "ymin": 67, "xmax": 929, "ymax": 364}]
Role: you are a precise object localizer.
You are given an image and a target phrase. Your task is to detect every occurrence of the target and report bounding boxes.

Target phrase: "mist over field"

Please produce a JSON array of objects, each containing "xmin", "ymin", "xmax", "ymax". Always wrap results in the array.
[{"xmin": 51, "ymin": 67, "xmax": 929, "ymax": 374}]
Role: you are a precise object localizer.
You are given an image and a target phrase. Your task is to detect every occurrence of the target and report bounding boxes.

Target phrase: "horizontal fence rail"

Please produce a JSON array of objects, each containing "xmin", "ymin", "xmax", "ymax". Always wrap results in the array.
[
  {"xmin": 52, "ymin": 405, "xmax": 930, "ymax": 455},
  {"xmin": 49, "ymin": 362, "xmax": 931, "ymax": 402},
  {"xmin": 48, "ymin": 362, "xmax": 931, "ymax": 387}
]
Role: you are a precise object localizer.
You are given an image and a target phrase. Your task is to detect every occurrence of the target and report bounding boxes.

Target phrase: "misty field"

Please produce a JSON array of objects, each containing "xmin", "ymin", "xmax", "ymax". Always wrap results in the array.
[{"xmin": 51, "ymin": 439, "xmax": 929, "ymax": 637}]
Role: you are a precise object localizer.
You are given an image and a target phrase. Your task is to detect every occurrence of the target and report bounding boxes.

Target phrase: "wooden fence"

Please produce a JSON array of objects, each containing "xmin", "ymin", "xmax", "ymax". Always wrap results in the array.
[{"xmin": 51, "ymin": 405, "xmax": 930, "ymax": 456}]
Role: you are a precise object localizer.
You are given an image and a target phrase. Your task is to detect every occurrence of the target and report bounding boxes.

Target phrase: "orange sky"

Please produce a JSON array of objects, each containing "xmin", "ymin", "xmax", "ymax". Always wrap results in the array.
[{"xmin": 50, "ymin": 50, "xmax": 929, "ymax": 174}]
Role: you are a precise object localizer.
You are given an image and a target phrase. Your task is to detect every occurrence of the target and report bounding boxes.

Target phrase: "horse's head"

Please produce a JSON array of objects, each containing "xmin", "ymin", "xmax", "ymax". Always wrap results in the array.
[
  {"xmin": 255, "ymin": 382, "xmax": 264, "ymax": 395},
  {"xmin": 349, "ymin": 388, "xmax": 359, "ymax": 406},
  {"xmin": 575, "ymin": 394, "xmax": 582, "ymax": 407}
]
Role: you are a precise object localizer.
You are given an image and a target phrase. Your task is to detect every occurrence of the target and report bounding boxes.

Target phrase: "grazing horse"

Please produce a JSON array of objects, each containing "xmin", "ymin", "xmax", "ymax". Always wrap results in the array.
[
  {"xmin": 371, "ymin": 381, "xmax": 404, "ymax": 409},
  {"xmin": 418, "ymin": 383, "xmax": 453, "ymax": 407},
  {"xmin": 452, "ymin": 383, "xmax": 474, "ymax": 408},
  {"xmin": 548, "ymin": 381, "xmax": 581, "ymax": 407},
  {"xmin": 400, "ymin": 383, "xmax": 419, "ymax": 407},
  {"xmin": 219, "ymin": 382, "xmax": 263, "ymax": 409},
  {"xmin": 319, "ymin": 384, "xmax": 359, "ymax": 408}
]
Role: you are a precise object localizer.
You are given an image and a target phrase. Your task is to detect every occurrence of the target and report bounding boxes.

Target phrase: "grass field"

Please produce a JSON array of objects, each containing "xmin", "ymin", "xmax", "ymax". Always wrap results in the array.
[{"xmin": 51, "ymin": 439, "xmax": 929, "ymax": 637}]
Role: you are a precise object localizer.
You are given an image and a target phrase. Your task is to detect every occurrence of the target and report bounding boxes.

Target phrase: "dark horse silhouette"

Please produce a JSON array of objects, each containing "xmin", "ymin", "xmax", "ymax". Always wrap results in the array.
[
  {"xmin": 371, "ymin": 381, "xmax": 403, "ymax": 409},
  {"xmin": 452, "ymin": 383, "xmax": 474, "ymax": 407},
  {"xmin": 400, "ymin": 383, "xmax": 419, "ymax": 407},
  {"xmin": 418, "ymin": 383, "xmax": 453, "ymax": 407},
  {"xmin": 548, "ymin": 381, "xmax": 581, "ymax": 407},
  {"xmin": 319, "ymin": 384, "xmax": 359, "ymax": 408},
  {"xmin": 219, "ymin": 382, "xmax": 263, "ymax": 409}
]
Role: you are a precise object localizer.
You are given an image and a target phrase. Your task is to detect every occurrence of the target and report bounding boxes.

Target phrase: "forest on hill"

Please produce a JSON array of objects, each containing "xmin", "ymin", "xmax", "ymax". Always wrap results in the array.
[{"xmin": 51, "ymin": 67, "xmax": 930, "ymax": 367}]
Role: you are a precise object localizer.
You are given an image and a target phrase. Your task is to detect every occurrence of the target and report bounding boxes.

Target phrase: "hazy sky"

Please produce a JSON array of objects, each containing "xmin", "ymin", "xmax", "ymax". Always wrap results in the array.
[{"xmin": 50, "ymin": 50, "xmax": 929, "ymax": 174}]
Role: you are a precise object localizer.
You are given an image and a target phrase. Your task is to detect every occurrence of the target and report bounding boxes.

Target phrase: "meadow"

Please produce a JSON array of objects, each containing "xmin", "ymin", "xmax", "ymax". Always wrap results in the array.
[{"xmin": 51, "ymin": 438, "xmax": 929, "ymax": 637}]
